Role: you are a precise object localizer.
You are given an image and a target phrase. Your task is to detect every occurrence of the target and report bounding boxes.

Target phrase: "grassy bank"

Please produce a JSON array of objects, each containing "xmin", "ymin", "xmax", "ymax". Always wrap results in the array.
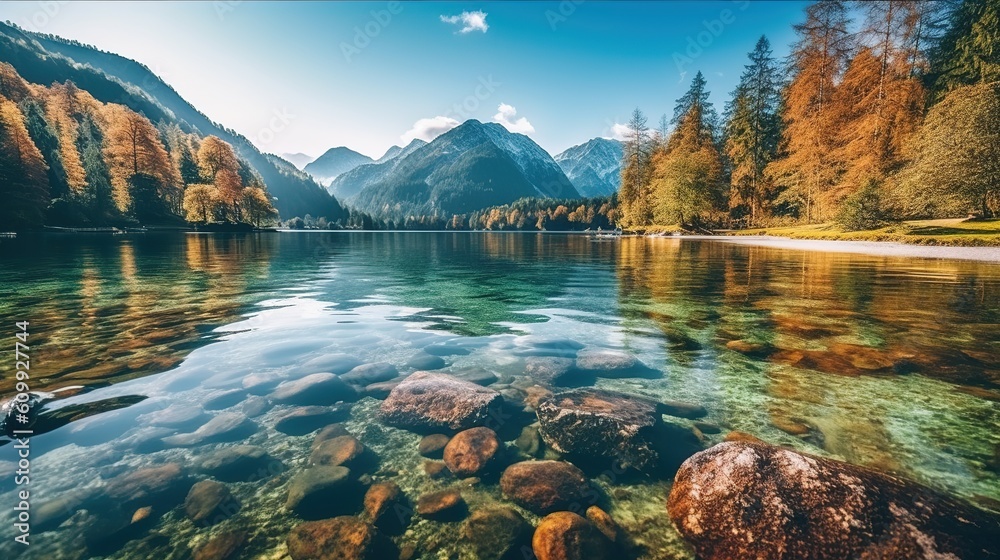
[{"xmin": 714, "ymin": 218, "xmax": 1000, "ymax": 247}]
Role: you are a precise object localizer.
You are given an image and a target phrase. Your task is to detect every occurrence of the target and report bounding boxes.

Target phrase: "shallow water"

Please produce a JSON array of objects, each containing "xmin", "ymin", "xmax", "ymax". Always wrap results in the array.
[{"xmin": 0, "ymin": 232, "xmax": 998, "ymax": 559}]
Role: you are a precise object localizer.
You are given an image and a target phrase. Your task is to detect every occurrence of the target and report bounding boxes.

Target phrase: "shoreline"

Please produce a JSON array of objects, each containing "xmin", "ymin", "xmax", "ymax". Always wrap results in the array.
[{"xmin": 678, "ymin": 235, "xmax": 1000, "ymax": 263}]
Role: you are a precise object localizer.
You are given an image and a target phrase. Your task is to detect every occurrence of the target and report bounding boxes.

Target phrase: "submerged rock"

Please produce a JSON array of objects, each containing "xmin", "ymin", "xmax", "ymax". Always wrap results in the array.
[
  {"xmin": 535, "ymin": 389, "xmax": 664, "ymax": 473},
  {"xmin": 667, "ymin": 441, "xmax": 1000, "ymax": 560},
  {"xmin": 285, "ymin": 466, "xmax": 360, "ymax": 518},
  {"xmin": 444, "ymin": 427, "xmax": 501, "ymax": 477},
  {"xmin": 161, "ymin": 412, "xmax": 256, "ymax": 447},
  {"xmin": 363, "ymin": 481, "xmax": 402, "ymax": 524},
  {"xmin": 198, "ymin": 445, "xmax": 282, "ymax": 482},
  {"xmin": 271, "ymin": 373, "xmax": 357, "ymax": 406},
  {"xmin": 573, "ymin": 349, "xmax": 659, "ymax": 378},
  {"xmin": 287, "ymin": 516, "xmax": 395, "ymax": 560},
  {"xmin": 532, "ymin": 511, "xmax": 613, "ymax": 560},
  {"xmin": 418, "ymin": 433, "xmax": 451, "ymax": 458},
  {"xmin": 184, "ymin": 480, "xmax": 239, "ymax": 525},
  {"xmin": 203, "ymin": 389, "xmax": 247, "ymax": 411},
  {"xmin": 341, "ymin": 363, "xmax": 399, "ymax": 385},
  {"xmin": 406, "ymin": 352, "xmax": 446, "ymax": 370},
  {"xmin": 462, "ymin": 506, "xmax": 532, "ymax": 560},
  {"xmin": 104, "ymin": 463, "xmax": 191, "ymax": 512},
  {"xmin": 585, "ymin": 506, "xmax": 620, "ymax": 543},
  {"xmin": 137, "ymin": 405, "xmax": 208, "ymax": 429},
  {"xmin": 312, "ymin": 424, "xmax": 351, "ymax": 449},
  {"xmin": 525, "ymin": 357, "xmax": 594, "ymax": 388},
  {"xmin": 416, "ymin": 489, "xmax": 467, "ymax": 520},
  {"xmin": 515, "ymin": 425, "xmax": 543, "ymax": 458},
  {"xmin": 310, "ymin": 435, "xmax": 364, "ymax": 467},
  {"xmin": 500, "ymin": 460, "xmax": 592, "ymax": 514},
  {"xmin": 192, "ymin": 530, "xmax": 247, "ymax": 560},
  {"xmin": 275, "ymin": 405, "xmax": 350, "ymax": 436},
  {"xmin": 378, "ymin": 371, "xmax": 504, "ymax": 432}
]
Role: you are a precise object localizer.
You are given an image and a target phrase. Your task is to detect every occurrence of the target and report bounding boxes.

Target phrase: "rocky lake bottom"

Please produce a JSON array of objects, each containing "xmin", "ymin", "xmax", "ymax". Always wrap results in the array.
[{"xmin": 1, "ymin": 232, "xmax": 998, "ymax": 559}]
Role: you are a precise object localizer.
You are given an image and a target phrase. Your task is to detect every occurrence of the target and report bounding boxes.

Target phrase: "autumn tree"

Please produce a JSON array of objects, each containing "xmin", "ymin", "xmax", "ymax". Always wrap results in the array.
[
  {"xmin": 768, "ymin": 0, "xmax": 852, "ymax": 222},
  {"xmin": 45, "ymin": 81, "xmax": 88, "ymax": 192},
  {"xmin": 618, "ymin": 107, "xmax": 651, "ymax": 228},
  {"xmin": 725, "ymin": 36, "xmax": 783, "ymax": 226},
  {"xmin": 103, "ymin": 104, "xmax": 178, "ymax": 216},
  {"xmin": 197, "ymin": 135, "xmax": 240, "ymax": 180},
  {"xmin": 241, "ymin": 187, "xmax": 278, "ymax": 227},
  {"xmin": 182, "ymin": 184, "xmax": 220, "ymax": 224},
  {"xmin": 896, "ymin": 81, "xmax": 1000, "ymax": 217},
  {"xmin": 0, "ymin": 97, "xmax": 50, "ymax": 228}
]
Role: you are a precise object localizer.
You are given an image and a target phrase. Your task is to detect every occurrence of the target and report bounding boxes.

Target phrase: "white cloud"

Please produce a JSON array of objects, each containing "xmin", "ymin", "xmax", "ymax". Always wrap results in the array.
[
  {"xmin": 440, "ymin": 11, "xmax": 489, "ymax": 34},
  {"xmin": 401, "ymin": 116, "xmax": 461, "ymax": 143},
  {"xmin": 606, "ymin": 122, "xmax": 630, "ymax": 141},
  {"xmin": 492, "ymin": 103, "xmax": 535, "ymax": 134}
]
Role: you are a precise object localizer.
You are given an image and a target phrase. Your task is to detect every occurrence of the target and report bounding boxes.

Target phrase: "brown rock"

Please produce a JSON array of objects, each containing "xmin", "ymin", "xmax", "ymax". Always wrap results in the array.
[
  {"xmin": 131, "ymin": 506, "xmax": 152, "ymax": 524},
  {"xmin": 363, "ymin": 481, "xmax": 401, "ymax": 523},
  {"xmin": 443, "ymin": 427, "xmax": 501, "ymax": 477},
  {"xmin": 418, "ymin": 434, "xmax": 450, "ymax": 458},
  {"xmin": 185, "ymin": 479, "xmax": 239, "ymax": 525},
  {"xmin": 423, "ymin": 460, "xmax": 450, "ymax": 479},
  {"xmin": 463, "ymin": 506, "xmax": 532, "ymax": 560},
  {"xmin": 378, "ymin": 371, "xmax": 503, "ymax": 431},
  {"xmin": 105, "ymin": 463, "xmax": 190, "ymax": 511},
  {"xmin": 312, "ymin": 424, "xmax": 351, "ymax": 450},
  {"xmin": 585, "ymin": 506, "xmax": 620, "ymax": 542},
  {"xmin": 667, "ymin": 441, "xmax": 1000, "ymax": 560},
  {"xmin": 725, "ymin": 339, "xmax": 774, "ymax": 357},
  {"xmin": 310, "ymin": 435, "xmax": 364, "ymax": 467},
  {"xmin": 532, "ymin": 511, "xmax": 612, "ymax": 560},
  {"xmin": 536, "ymin": 388, "xmax": 673, "ymax": 473},
  {"xmin": 724, "ymin": 431, "xmax": 764, "ymax": 443},
  {"xmin": 193, "ymin": 530, "xmax": 247, "ymax": 560},
  {"xmin": 287, "ymin": 516, "xmax": 394, "ymax": 560},
  {"xmin": 500, "ymin": 460, "xmax": 590, "ymax": 514},
  {"xmin": 416, "ymin": 489, "xmax": 466, "ymax": 520}
]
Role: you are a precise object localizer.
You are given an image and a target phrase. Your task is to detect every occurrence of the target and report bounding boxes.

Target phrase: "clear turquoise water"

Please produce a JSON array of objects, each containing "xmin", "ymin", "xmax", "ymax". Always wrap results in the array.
[{"xmin": 0, "ymin": 232, "xmax": 998, "ymax": 559}]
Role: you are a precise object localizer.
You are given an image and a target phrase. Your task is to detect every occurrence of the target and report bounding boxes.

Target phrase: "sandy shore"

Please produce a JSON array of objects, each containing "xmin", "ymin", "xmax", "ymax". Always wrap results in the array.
[{"xmin": 678, "ymin": 235, "xmax": 1000, "ymax": 263}]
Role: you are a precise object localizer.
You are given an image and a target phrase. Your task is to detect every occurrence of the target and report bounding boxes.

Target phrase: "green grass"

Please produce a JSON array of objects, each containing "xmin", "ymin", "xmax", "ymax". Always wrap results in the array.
[{"xmin": 720, "ymin": 218, "xmax": 1000, "ymax": 246}]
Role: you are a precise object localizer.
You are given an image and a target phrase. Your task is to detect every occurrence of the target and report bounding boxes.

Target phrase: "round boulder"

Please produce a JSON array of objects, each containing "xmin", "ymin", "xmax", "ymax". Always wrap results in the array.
[
  {"xmin": 500, "ymin": 460, "xmax": 590, "ymax": 515},
  {"xmin": 443, "ymin": 427, "xmax": 501, "ymax": 477},
  {"xmin": 532, "ymin": 511, "xmax": 612, "ymax": 560}
]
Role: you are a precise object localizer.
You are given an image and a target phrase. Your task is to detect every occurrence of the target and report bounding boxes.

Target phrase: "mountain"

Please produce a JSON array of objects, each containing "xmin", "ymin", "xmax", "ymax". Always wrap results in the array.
[
  {"xmin": 281, "ymin": 152, "xmax": 316, "ymax": 170},
  {"xmin": 0, "ymin": 22, "xmax": 345, "ymax": 221},
  {"xmin": 350, "ymin": 120, "xmax": 580, "ymax": 219},
  {"xmin": 303, "ymin": 147, "xmax": 372, "ymax": 186},
  {"xmin": 375, "ymin": 139, "xmax": 427, "ymax": 164},
  {"xmin": 331, "ymin": 138, "xmax": 428, "ymax": 200},
  {"xmin": 554, "ymin": 138, "xmax": 624, "ymax": 197}
]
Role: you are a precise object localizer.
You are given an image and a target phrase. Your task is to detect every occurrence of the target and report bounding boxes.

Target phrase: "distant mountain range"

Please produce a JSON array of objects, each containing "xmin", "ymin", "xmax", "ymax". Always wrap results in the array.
[
  {"xmin": 280, "ymin": 153, "xmax": 317, "ymax": 170},
  {"xmin": 330, "ymin": 139, "xmax": 428, "ymax": 201},
  {"xmin": 344, "ymin": 120, "xmax": 581, "ymax": 218},
  {"xmin": 0, "ymin": 22, "xmax": 344, "ymax": 221},
  {"xmin": 554, "ymin": 138, "xmax": 623, "ymax": 197},
  {"xmin": 304, "ymin": 147, "xmax": 373, "ymax": 186}
]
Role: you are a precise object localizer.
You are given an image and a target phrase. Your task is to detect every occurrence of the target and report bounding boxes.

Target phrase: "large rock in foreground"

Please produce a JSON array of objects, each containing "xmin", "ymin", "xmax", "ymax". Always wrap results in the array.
[
  {"xmin": 536, "ymin": 389, "xmax": 679, "ymax": 473},
  {"xmin": 287, "ymin": 516, "xmax": 395, "ymax": 560},
  {"xmin": 500, "ymin": 460, "xmax": 591, "ymax": 515},
  {"xmin": 667, "ymin": 441, "xmax": 1000, "ymax": 560},
  {"xmin": 378, "ymin": 371, "xmax": 503, "ymax": 432}
]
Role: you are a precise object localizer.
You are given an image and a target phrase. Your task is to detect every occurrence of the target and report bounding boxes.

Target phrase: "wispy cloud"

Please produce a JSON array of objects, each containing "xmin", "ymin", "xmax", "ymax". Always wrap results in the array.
[
  {"xmin": 440, "ymin": 11, "xmax": 489, "ymax": 34},
  {"xmin": 493, "ymin": 103, "xmax": 534, "ymax": 134},
  {"xmin": 606, "ymin": 122, "xmax": 630, "ymax": 141},
  {"xmin": 401, "ymin": 116, "xmax": 461, "ymax": 143}
]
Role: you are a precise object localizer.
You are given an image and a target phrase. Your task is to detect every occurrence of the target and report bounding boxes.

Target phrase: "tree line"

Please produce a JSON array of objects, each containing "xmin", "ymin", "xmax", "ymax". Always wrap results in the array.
[
  {"xmin": 283, "ymin": 197, "xmax": 618, "ymax": 232},
  {"xmin": 618, "ymin": 0, "xmax": 999, "ymax": 231},
  {"xmin": 0, "ymin": 62, "xmax": 277, "ymax": 230}
]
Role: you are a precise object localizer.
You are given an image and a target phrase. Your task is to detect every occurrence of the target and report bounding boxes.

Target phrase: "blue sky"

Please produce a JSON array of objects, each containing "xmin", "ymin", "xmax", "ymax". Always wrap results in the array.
[{"xmin": 0, "ymin": 1, "xmax": 812, "ymax": 158}]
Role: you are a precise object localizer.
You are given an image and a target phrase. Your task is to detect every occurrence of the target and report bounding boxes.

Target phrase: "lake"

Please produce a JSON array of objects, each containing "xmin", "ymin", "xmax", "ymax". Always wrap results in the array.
[{"xmin": 1, "ymin": 232, "xmax": 998, "ymax": 559}]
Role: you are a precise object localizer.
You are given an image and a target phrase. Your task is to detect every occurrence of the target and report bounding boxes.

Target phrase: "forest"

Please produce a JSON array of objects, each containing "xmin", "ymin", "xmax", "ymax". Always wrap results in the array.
[
  {"xmin": 0, "ymin": 63, "xmax": 278, "ymax": 229},
  {"xmin": 618, "ymin": 0, "xmax": 999, "ymax": 231}
]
